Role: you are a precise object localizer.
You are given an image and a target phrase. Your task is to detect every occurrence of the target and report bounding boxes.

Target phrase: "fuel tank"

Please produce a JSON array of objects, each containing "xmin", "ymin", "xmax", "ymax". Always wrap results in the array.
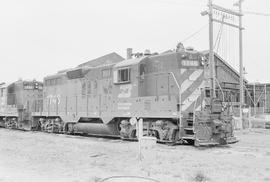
[{"xmin": 73, "ymin": 118, "xmax": 120, "ymax": 136}]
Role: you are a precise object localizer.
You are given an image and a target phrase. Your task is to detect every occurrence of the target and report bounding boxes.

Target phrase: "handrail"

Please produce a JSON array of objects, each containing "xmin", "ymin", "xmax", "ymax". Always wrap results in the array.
[
  {"xmin": 168, "ymin": 72, "xmax": 182, "ymax": 140},
  {"xmin": 193, "ymin": 96, "xmax": 198, "ymax": 133},
  {"xmin": 214, "ymin": 77, "xmax": 225, "ymax": 102}
]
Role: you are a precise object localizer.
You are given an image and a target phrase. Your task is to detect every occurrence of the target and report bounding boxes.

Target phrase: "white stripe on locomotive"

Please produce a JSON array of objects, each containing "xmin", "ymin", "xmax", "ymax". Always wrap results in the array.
[
  {"xmin": 180, "ymin": 69, "xmax": 203, "ymax": 93},
  {"xmin": 181, "ymin": 80, "xmax": 205, "ymax": 112}
]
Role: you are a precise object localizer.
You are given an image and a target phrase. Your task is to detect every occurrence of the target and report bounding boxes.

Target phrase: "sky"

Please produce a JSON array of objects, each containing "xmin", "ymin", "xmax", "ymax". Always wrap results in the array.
[{"xmin": 0, "ymin": 0, "xmax": 269, "ymax": 83}]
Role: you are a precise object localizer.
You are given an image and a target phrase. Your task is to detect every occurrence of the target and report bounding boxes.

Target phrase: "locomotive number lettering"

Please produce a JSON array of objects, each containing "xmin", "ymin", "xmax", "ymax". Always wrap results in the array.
[
  {"xmin": 118, "ymin": 84, "xmax": 132, "ymax": 98},
  {"xmin": 47, "ymin": 95, "xmax": 61, "ymax": 105}
]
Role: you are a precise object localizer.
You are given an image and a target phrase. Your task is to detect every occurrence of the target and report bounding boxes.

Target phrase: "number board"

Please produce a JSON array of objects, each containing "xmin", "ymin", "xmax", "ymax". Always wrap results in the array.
[
  {"xmin": 181, "ymin": 60, "xmax": 199, "ymax": 67},
  {"xmin": 23, "ymin": 82, "xmax": 34, "ymax": 90}
]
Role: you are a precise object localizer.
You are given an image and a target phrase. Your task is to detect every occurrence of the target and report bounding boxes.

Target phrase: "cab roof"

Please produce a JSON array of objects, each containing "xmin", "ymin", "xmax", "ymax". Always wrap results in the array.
[{"xmin": 114, "ymin": 56, "xmax": 147, "ymax": 68}]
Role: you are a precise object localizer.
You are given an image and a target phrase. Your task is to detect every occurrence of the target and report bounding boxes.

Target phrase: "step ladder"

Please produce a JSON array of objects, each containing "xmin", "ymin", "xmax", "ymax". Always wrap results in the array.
[{"xmin": 182, "ymin": 113, "xmax": 195, "ymax": 140}]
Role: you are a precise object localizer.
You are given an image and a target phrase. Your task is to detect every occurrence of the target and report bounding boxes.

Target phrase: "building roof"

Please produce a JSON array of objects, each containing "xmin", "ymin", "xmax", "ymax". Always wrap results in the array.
[
  {"xmin": 77, "ymin": 52, "xmax": 124, "ymax": 68},
  {"xmin": 201, "ymin": 50, "xmax": 248, "ymax": 83}
]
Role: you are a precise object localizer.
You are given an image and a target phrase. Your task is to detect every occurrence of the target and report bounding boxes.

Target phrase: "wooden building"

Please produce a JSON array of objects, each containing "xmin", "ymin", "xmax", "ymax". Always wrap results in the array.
[
  {"xmin": 246, "ymin": 83, "xmax": 270, "ymax": 114},
  {"xmin": 202, "ymin": 51, "xmax": 270, "ymax": 114}
]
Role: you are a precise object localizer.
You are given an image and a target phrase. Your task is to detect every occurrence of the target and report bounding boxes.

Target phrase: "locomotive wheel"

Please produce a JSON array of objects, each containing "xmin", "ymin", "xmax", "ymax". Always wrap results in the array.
[{"xmin": 129, "ymin": 129, "xmax": 160, "ymax": 140}]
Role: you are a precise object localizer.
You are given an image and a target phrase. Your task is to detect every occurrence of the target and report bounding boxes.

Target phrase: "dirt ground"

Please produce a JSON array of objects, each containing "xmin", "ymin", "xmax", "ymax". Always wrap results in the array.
[{"xmin": 0, "ymin": 128, "xmax": 270, "ymax": 182}]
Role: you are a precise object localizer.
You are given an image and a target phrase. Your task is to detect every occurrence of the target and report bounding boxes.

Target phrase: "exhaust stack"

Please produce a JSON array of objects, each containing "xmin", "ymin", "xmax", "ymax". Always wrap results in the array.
[{"xmin": 126, "ymin": 48, "xmax": 133, "ymax": 59}]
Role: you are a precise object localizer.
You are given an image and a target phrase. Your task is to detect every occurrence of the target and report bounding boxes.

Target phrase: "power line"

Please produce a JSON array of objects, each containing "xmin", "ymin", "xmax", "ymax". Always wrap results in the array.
[
  {"xmin": 147, "ymin": 0, "xmax": 270, "ymax": 17},
  {"xmin": 152, "ymin": 0, "xmax": 205, "ymax": 7},
  {"xmin": 214, "ymin": 19, "xmax": 224, "ymax": 53},
  {"xmin": 244, "ymin": 11, "xmax": 270, "ymax": 17},
  {"xmin": 181, "ymin": 24, "xmax": 208, "ymax": 42}
]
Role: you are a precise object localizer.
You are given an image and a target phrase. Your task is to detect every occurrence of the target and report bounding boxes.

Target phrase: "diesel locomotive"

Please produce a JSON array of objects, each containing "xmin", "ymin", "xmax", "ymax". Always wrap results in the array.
[
  {"xmin": 0, "ymin": 45, "xmax": 237, "ymax": 146},
  {"xmin": 0, "ymin": 80, "xmax": 43, "ymax": 129}
]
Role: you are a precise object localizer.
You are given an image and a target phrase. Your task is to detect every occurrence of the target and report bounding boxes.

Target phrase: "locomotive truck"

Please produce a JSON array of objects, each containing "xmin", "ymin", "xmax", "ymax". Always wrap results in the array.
[{"xmin": 0, "ymin": 46, "xmax": 237, "ymax": 146}]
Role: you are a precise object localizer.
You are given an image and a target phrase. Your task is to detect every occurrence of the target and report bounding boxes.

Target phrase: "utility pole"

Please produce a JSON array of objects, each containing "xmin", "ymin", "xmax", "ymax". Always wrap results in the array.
[
  {"xmin": 264, "ymin": 84, "xmax": 267, "ymax": 114},
  {"xmin": 234, "ymin": 0, "xmax": 244, "ymax": 129},
  {"xmin": 208, "ymin": 0, "xmax": 216, "ymax": 98},
  {"xmin": 202, "ymin": 0, "xmax": 245, "ymax": 128},
  {"xmin": 253, "ymin": 83, "xmax": 256, "ymax": 115}
]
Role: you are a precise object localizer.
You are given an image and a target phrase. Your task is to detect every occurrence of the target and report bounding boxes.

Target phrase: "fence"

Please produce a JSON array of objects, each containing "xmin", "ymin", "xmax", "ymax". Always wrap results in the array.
[
  {"xmin": 231, "ymin": 106, "xmax": 269, "ymax": 117},
  {"xmin": 232, "ymin": 106, "xmax": 270, "ymax": 130}
]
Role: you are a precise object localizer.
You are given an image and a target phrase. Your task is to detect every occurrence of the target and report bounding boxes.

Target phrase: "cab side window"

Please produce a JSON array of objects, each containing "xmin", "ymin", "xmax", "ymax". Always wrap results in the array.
[{"xmin": 114, "ymin": 67, "xmax": 131, "ymax": 84}]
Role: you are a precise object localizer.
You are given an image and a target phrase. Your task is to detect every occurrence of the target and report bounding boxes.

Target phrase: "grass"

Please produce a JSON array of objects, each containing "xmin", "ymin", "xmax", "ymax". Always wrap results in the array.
[
  {"xmin": 192, "ymin": 171, "xmax": 209, "ymax": 182},
  {"xmin": 92, "ymin": 177, "xmax": 102, "ymax": 182}
]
